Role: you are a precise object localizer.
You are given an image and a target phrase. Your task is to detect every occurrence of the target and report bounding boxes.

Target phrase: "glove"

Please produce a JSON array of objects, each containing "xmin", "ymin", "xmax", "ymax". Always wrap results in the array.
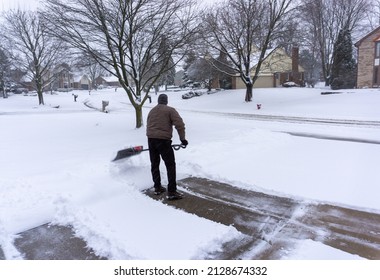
[{"xmin": 181, "ymin": 139, "xmax": 188, "ymax": 146}]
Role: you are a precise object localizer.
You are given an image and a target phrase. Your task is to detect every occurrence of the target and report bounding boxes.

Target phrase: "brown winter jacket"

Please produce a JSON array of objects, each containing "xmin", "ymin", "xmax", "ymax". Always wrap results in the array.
[{"xmin": 146, "ymin": 104, "xmax": 186, "ymax": 141}]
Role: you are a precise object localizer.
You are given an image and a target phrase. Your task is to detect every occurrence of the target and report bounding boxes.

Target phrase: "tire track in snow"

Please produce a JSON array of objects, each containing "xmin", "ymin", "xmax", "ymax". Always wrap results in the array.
[{"xmin": 189, "ymin": 110, "xmax": 380, "ymax": 128}]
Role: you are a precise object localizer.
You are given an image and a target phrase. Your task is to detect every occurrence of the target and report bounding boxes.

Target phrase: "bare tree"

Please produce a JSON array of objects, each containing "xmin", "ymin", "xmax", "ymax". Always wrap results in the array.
[
  {"xmin": 2, "ymin": 10, "xmax": 64, "ymax": 105},
  {"xmin": 202, "ymin": 0, "xmax": 294, "ymax": 102},
  {"xmin": 299, "ymin": 49, "xmax": 320, "ymax": 87},
  {"xmin": 42, "ymin": 0, "xmax": 199, "ymax": 128},
  {"xmin": 276, "ymin": 16, "xmax": 305, "ymax": 55},
  {"xmin": 365, "ymin": 0, "xmax": 380, "ymax": 29},
  {"xmin": 186, "ymin": 51, "xmax": 233, "ymax": 90},
  {"xmin": 300, "ymin": 0, "xmax": 370, "ymax": 85}
]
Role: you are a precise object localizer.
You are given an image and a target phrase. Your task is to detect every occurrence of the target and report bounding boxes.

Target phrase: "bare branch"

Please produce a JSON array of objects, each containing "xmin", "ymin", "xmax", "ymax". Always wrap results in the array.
[
  {"xmin": 42, "ymin": 0, "xmax": 199, "ymax": 127},
  {"xmin": 2, "ymin": 9, "xmax": 66, "ymax": 105},
  {"xmin": 202, "ymin": 0, "xmax": 294, "ymax": 101}
]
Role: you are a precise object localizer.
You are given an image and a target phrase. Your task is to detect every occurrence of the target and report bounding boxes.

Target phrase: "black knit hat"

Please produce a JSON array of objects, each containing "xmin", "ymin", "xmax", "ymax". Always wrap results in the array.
[{"xmin": 158, "ymin": 94, "xmax": 168, "ymax": 105}]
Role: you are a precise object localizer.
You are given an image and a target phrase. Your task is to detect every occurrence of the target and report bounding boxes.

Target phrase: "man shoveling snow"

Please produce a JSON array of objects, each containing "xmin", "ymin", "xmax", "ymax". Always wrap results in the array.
[{"xmin": 146, "ymin": 94, "xmax": 188, "ymax": 200}]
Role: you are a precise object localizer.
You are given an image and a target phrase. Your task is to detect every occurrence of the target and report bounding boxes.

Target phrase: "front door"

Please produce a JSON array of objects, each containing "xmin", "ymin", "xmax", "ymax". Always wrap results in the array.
[{"xmin": 374, "ymin": 66, "xmax": 380, "ymax": 87}]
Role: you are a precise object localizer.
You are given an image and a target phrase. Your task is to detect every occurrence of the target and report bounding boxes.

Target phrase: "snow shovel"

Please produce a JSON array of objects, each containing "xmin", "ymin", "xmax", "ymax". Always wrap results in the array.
[{"xmin": 112, "ymin": 144, "xmax": 186, "ymax": 161}]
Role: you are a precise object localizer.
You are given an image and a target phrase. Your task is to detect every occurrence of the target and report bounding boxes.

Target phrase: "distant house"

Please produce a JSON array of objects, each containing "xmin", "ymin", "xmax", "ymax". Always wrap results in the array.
[
  {"xmin": 355, "ymin": 26, "xmax": 380, "ymax": 88},
  {"xmin": 73, "ymin": 74, "xmax": 91, "ymax": 90},
  {"xmin": 55, "ymin": 69, "xmax": 92, "ymax": 91},
  {"xmin": 95, "ymin": 75, "xmax": 120, "ymax": 88},
  {"xmin": 17, "ymin": 63, "xmax": 93, "ymax": 92},
  {"xmin": 19, "ymin": 73, "xmax": 33, "ymax": 91},
  {"xmin": 54, "ymin": 64, "xmax": 73, "ymax": 90},
  {"xmin": 232, "ymin": 47, "xmax": 304, "ymax": 89}
]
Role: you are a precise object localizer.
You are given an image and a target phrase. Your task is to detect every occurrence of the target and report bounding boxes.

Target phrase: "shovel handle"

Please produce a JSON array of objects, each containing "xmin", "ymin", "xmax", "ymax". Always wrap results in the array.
[{"xmin": 172, "ymin": 144, "xmax": 187, "ymax": 150}]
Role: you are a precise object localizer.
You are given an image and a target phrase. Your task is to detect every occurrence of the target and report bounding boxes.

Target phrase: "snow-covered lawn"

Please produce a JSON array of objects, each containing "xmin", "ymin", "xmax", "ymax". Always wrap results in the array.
[{"xmin": 1, "ymin": 85, "xmax": 379, "ymax": 259}]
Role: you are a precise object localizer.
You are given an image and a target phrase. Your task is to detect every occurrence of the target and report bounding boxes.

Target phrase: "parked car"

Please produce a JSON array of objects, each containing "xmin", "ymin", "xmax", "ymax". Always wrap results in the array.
[
  {"xmin": 282, "ymin": 81, "xmax": 299, "ymax": 87},
  {"xmin": 14, "ymin": 88, "xmax": 29, "ymax": 94}
]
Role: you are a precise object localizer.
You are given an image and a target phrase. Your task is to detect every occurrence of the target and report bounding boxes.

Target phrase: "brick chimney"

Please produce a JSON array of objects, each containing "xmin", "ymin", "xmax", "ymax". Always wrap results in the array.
[{"xmin": 292, "ymin": 45, "xmax": 299, "ymax": 73}]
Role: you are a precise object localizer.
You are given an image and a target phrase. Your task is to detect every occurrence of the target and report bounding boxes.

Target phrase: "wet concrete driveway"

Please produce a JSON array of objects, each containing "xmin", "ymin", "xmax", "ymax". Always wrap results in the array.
[{"xmin": 1, "ymin": 177, "xmax": 379, "ymax": 260}]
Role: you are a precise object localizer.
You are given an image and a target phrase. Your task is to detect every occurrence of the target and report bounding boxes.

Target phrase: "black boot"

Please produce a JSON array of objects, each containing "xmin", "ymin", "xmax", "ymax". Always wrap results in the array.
[
  {"xmin": 167, "ymin": 191, "xmax": 183, "ymax": 200},
  {"xmin": 154, "ymin": 186, "xmax": 166, "ymax": 195}
]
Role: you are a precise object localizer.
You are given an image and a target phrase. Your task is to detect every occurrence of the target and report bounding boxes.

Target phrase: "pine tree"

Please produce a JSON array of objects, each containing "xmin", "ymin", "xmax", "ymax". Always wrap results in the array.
[
  {"xmin": 0, "ymin": 48, "xmax": 11, "ymax": 98},
  {"xmin": 155, "ymin": 36, "xmax": 175, "ymax": 89},
  {"xmin": 182, "ymin": 51, "xmax": 197, "ymax": 85},
  {"xmin": 330, "ymin": 28, "xmax": 357, "ymax": 90}
]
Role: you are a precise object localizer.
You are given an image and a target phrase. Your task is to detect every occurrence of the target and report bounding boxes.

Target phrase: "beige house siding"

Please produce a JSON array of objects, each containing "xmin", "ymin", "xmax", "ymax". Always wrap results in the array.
[
  {"xmin": 232, "ymin": 48, "xmax": 304, "ymax": 89},
  {"xmin": 355, "ymin": 26, "xmax": 380, "ymax": 88},
  {"xmin": 234, "ymin": 74, "xmax": 274, "ymax": 89},
  {"xmin": 255, "ymin": 48, "xmax": 293, "ymax": 74},
  {"xmin": 254, "ymin": 75, "xmax": 274, "ymax": 88}
]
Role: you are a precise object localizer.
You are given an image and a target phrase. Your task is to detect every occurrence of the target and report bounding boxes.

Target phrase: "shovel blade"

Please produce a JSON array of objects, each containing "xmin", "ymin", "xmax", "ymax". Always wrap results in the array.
[{"xmin": 112, "ymin": 146, "xmax": 144, "ymax": 161}]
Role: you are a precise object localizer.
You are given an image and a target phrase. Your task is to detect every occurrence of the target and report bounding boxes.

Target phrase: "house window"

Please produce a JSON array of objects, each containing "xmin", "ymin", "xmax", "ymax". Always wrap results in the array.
[{"xmin": 376, "ymin": 42, "xmax": 380, "ymax": 58}]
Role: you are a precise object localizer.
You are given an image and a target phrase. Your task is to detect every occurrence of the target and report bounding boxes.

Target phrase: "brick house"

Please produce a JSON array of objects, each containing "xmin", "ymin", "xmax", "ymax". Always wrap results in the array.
[{"xmin": 355, "ymin": 26, "xmax": 380, "ymax": 88}]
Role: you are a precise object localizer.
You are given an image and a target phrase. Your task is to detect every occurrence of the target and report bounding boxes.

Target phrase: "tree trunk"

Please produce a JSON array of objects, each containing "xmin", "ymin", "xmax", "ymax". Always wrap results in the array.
[
  {"xmin": 121, "ymin": 85, "xmax": 145, "ymax": 129},
  {"xmin": 38, "ymin": 92, "xmax": 44, "ymax": 105},
  {"xmin": 245, "ymin": 83, "xmax": 253, "ymax": 102},
  {"xmin": 36, "ymin": 81, "xmax": 44, "ymax": 105},
  {"xmin": 135, "ymin": 105, "xmax": 143, "ymax": 128}
]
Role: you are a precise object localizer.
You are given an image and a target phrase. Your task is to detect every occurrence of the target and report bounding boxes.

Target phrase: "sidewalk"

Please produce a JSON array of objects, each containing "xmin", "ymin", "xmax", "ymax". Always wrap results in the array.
[
  {"xmin": 1, "ymin": 223, "xmax": 105, "ymax": 260},
  {"xmin": 1, "ymin": 177, "xmax": 380, "ymax": 260}
]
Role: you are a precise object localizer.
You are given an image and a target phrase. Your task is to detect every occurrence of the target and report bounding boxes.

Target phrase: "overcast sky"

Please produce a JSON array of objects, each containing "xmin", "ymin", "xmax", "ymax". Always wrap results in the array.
[
  {"xmin": 0, "ymin": 0, "xmax": 219, "ymax": 11},
  {"xmin": 1, "ymin": 0, "xmax": 38, "ymax": 11},
  {"xmin": 0, "ymin": 0, "xmax": 39, "ymax": 11}
]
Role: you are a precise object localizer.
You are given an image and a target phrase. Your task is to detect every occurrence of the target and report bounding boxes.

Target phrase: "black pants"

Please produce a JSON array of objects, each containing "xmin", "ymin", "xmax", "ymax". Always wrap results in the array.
[{"xmin": 148, "ymin": 138, "xmax": 177, "ymax": 193}]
